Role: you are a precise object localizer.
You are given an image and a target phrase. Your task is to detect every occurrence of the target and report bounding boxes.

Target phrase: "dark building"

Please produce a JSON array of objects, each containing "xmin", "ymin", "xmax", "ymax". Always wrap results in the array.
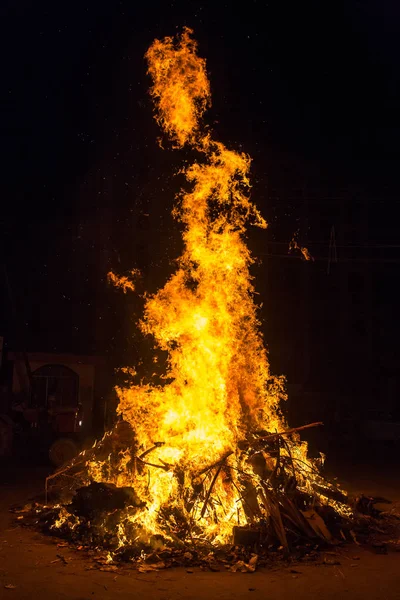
[{"xmin": 257, "ymin": 182, "xmax": 400, "ymax": 445}]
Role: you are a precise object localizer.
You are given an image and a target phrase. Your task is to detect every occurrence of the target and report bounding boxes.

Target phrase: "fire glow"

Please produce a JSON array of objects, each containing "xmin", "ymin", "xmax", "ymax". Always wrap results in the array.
[{"xmin": 48, "ymin": 29, "xmax": 351, "ymax": 554}]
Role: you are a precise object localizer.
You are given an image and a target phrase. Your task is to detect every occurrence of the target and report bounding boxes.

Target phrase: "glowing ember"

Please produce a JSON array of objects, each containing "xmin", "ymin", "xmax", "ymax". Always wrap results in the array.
[
  {"xmin": 47, "ymin": 28, "xmax": 351, "ymax": 553},
  {"xmin": 108, "ymin": 270, "xmax": 140, "ymax": 293},
  {"xmin": 289, "ymin": 235, "xmax": 314, "ymax": 262}
]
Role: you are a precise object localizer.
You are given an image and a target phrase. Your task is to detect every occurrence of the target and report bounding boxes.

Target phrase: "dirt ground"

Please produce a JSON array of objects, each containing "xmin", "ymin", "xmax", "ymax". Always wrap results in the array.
[{"xmin": 1, "ymin": 453, "xmax": 400, "ymax": 600}]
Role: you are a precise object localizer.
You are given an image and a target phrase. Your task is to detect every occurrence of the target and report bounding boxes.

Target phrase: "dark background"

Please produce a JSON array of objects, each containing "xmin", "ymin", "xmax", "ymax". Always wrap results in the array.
[{"xmin": 1, "ymin": 0, "xmax": 400, "ymax": 432}]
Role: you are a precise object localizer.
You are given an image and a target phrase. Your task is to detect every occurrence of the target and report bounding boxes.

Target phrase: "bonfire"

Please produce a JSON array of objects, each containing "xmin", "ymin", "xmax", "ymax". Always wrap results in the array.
[{"xmin": 21, "ymin": 29, "xmax": 396, "ymax": 569}]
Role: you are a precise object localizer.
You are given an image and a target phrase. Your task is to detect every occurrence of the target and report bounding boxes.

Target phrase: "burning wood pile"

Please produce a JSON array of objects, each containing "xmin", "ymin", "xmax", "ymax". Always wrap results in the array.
[
  {"xmin": 19, "ymin": 29, "xmax": 399, "ymax": 569},
  {"xmin": 41, "ymin": 419, "xmax": 352, "ymax": 557}
]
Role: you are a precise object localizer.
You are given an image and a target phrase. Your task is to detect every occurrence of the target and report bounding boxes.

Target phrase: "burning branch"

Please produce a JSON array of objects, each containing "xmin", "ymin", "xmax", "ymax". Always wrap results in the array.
[
  {"xmin": 200, "ymin": 464, "xmax": 224, "ymax": 519},
  {"xmin": 255, "ymin": 421, "xmax": 323, "ymax": 442},
  {"xmin": 195, "ymin": 451, "xmax": 234, "ymax": 478}
]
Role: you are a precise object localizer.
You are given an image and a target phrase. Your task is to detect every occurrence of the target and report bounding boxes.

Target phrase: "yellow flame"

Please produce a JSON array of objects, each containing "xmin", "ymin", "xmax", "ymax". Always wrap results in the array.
[
  {"xmin": 145, "ymin": 27, "xmax": 210, "ymax": 147},
  {"xmin": 110, "ymin": 28, "xmax": 285, "ymax": 540},
  {"xmin": 85, "ymin": 29, "xmax": 347, "ymax": 547}
]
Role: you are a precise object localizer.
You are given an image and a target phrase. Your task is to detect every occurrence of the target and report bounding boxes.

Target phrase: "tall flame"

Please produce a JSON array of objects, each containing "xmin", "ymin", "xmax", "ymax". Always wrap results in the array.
[
  {"xmin": 84, "ymin": 28, "xmax": 335, "ymax": 546},
  {"xmin": 146, "ymin": 27, "xmax": 210, "ymax": 146}
]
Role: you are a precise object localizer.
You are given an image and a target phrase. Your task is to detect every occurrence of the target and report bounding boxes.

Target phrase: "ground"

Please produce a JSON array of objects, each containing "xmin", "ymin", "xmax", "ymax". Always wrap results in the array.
[{"xmin": 1, "ymin": 449, "xmax": 400, "ymax": 600}]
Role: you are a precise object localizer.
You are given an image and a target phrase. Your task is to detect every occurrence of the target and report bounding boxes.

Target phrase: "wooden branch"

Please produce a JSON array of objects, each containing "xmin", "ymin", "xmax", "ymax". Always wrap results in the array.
[
  {"xmin": 280, "ymin": 437, "xmax": 297, "ymax": 481},
  {"xmin": 139, "ymin": 442, "xmax": 165, "ymax": 460},
  {"xmin": 195, "ymin": 450, "xmax": 234, "ymax": 478},
  {"xmin": 200, "ymin": 464, "xmax": 223, "ymax": 519},
  {"xmin": 136, "ymin": 457, "xmax": 170, "ymax": 472},
  {"xmin": 256, "ymin": 422, "xmax": 323, "ymax": 442},
  {"xmin": 259, "ymin": 484, "xmax": 288, "ymax": 550},
  {"xmin": 45, "ymin": 462, "xmax": 84, "ymax": 503}
]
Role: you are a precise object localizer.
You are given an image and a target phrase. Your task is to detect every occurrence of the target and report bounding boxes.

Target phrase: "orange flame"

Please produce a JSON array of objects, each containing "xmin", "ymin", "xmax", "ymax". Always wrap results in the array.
[
  {"xmin": 289, "ymin": 236, "xmax": 314, "ymax": 261},
  {"xmin": 107, "ymin": 269, "xmax": 140, "ymax": 293},
  {"xmin": 81, "ymin": 30, "xmax": 348, "ymax": 547},
  {"xmin": 145, "ymin": 27, "xmax": 210, "ymax": 147},
  {"xmin": 105, "ymin": 28, "xmax": 287, "ymax": 541}
]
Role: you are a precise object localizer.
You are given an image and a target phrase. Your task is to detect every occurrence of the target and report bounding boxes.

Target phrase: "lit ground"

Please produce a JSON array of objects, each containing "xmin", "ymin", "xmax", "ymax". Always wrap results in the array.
[{"xmin": 1, "ymin": 449, "xmax": 400, "ymax": 600}]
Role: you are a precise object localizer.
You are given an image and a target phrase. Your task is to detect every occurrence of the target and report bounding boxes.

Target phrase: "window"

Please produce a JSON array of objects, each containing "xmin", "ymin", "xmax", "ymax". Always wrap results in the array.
[{"xmin": 32, "ymin": 364, "xmax": 79, "ymax": 409}]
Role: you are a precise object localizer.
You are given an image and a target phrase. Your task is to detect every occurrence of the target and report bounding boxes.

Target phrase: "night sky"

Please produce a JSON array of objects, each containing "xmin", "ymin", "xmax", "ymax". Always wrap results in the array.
[{"xmin": 2, "ymin": 1, "xmax": 400, "ymax": 401}]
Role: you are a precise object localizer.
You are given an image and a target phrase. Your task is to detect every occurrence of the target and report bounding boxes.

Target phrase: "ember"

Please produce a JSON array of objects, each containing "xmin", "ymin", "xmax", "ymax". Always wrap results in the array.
[{"xmin": 30, "ymin": 28, "xmax": 363, "ymax": 564}]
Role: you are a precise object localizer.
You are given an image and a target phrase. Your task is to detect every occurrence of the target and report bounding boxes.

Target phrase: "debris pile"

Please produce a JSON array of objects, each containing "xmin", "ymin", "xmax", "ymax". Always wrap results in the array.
[{"xmin": 14, "ymin": 430, "xmax": 400, "ymax": 571}]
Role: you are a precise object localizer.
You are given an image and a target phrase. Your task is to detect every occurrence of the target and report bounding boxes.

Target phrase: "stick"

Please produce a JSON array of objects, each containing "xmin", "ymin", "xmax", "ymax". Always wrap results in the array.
[
  {"xmin": 195, "ymin": 450, "xmax": 234, "ymax": 478},
  {"xmin": 231, "ymin": 479, "xmax": 258, "ymax": 519},
  {"xmin": 259, "ymin": 484, "xmax": 288, "ymax": 551},
  {"xmin": 200, "ymin": 464, "xmax": 223, "ymax": 519},
  {"xmin": 256, "ymin": 422, "xmax": 323, "ymax": 442},
  {"xmin": 45, "ymin": 462, "xmax": 84, "ymax": 503},
  {"xmin": 139, "ymin": 442, "xmax": 165, "ymax": 459},
  {"xmin": 280, "ymin": 438, "xmax": 297, "ymax": 481},
  {"xmin": 136, "ymin": 457, "xmax": 170, "ymax": 472}
]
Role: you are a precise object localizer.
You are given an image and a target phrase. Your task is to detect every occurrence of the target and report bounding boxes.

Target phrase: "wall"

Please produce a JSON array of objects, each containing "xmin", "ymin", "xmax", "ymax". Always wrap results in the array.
[{"xmin": 11, "ymin": 353, "xmax": 96, "ymax": 434}]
